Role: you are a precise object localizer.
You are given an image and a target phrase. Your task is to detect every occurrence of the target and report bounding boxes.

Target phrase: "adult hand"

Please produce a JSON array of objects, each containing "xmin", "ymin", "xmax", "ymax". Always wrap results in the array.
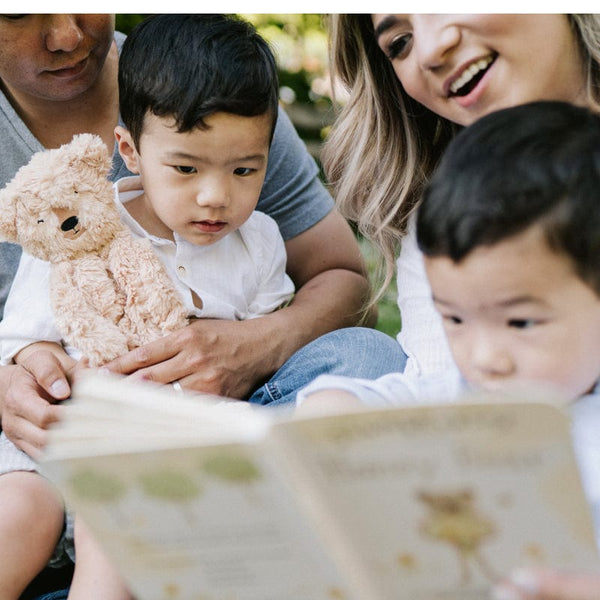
[
  {"xmin": 103, "ymin": 317, "xmax": 280, "ymax": 399},
  {"xmin": 104, "ymin": 211, "xmax": 374, "ymax": 399},
  {"xmin": 0, "ymin": 348, "xmax": 72, "ymax": 458},
  {"xmin": 492, "ymin": 568, "xmax": 600, "ymax": 600}
]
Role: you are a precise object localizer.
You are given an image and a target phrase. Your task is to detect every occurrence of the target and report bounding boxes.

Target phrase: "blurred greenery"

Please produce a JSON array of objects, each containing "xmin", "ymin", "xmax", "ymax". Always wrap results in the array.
[{"xmin": 115, "ymin": 14, "xmax": 400, "ymax": 337}]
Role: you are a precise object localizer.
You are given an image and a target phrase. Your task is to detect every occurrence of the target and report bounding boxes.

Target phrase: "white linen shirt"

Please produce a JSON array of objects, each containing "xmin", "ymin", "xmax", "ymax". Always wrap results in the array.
[{"xmin": 0, "ymin": 176, "xmax": 294, "ymax": 363}]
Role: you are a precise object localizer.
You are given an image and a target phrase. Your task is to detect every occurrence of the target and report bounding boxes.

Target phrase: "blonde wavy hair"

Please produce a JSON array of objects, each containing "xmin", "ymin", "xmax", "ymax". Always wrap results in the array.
[{"xmin": 322, "ymin": 14, "xmax": 600, "ymax": 300}]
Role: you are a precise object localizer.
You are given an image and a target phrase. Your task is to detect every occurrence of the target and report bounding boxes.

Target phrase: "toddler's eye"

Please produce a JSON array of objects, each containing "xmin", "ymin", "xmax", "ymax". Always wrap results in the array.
[
  {"xmin": 444, "ymin": 315, "xmax": 462, "ymax": 325},
  {"xmin": 233, "ymin": 167, "xmax": 254, "ymax": 176},
  {"xmin": 174, "ymin": 165, "xmax": 197, "ymax": 174},
  {"xmin": 508, "ymin": 319, "xmax": 536, "ymax": 329}
]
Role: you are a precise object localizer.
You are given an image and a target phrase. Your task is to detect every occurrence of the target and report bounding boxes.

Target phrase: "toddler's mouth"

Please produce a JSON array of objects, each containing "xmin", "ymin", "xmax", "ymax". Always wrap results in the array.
[{"xmin": 193, "ymin": 220, "xmax": 226, "ymax": 233}]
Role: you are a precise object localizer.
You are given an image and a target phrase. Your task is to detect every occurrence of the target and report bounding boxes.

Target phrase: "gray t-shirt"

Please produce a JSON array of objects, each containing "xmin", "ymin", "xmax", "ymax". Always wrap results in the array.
[{"xmin": 0, "ymin": 32, "xmax": 333, "ymax": 319}]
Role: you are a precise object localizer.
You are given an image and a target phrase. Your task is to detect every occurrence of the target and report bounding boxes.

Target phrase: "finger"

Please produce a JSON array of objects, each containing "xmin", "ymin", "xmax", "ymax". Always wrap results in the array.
[
  {"xmin": 8, "ymin": 391, "xmax": 63, "ymax": 432},
  {"xmin": 126, "ymin": 353, "xmax": 189, "ymax": 386},
  {"xmin": 5, "ymin": 372, "xmax": 64, "ymax": 429},
  {"xmin": 104, "ymin": 340, "xmax": 178, "ymax": 376},
  {"xmin": 494, "ymin": 569, "xmax": 600, "ymax": 600},
  {"xmin": 18, "ymin": 352, "xmax": 71, "ymax": 400},
  {"xmin": 7, "ymin": 418, "xmax": 48, "ymax": 459},
  {"xmin": 3, "ymin": 404, "xmax": 62, "ymax": 457},
  {"xmin": 532, "ymin": 571, "xmax": 600, "ymax": 600}
]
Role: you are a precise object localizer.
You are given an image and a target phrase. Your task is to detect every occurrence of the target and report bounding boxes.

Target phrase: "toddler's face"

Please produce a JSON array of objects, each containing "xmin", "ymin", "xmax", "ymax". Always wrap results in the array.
[
  {"xmin": 118, "ymin": 111, "xmax": 271, "ymax": 245},
  {"xmin": 424, "ymin": 224, "xmax": 600, "ymax": 402}
]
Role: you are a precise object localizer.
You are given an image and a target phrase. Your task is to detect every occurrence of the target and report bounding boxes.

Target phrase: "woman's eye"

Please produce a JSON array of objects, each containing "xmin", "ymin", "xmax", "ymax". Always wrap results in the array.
[
  {"xmin": 508, "ymin": 319, "xmax": 536, "ymax": 330},
  {"xmin": 174, "ymin": 165, "xmax": 196, "ymax": 174},
  {"xmin": 386, "ymin": 34, "xmax": 411, "ymax": 60},
  {"xmin": 233, "ymin": 167, "xmax": 254, "ymax": 176}
]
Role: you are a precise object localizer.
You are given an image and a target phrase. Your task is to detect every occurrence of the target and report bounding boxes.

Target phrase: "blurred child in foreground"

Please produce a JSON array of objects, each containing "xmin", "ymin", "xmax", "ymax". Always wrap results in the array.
[{"xmin": 298, "ymin": 101, "xmax": 600, "ymax": 600}]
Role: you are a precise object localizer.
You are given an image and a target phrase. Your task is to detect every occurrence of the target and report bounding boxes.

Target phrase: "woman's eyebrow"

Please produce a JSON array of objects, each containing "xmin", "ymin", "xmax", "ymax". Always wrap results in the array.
[{"xmin": 374, "ymin": 15, "xmax": 400, "ymax": 42}]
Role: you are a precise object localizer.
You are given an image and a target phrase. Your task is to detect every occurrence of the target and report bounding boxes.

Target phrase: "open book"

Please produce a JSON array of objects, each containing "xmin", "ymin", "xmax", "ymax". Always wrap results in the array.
[{"xmin": 41, "ymin": 373, "xmax": 599, "ymax": 600}]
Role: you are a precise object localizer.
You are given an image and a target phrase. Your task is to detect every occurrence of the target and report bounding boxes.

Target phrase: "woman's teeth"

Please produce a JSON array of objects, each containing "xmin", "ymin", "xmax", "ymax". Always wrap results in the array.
[{"xmin": 450, "ymin": 55, "xmax": 494, "ymax": 96}]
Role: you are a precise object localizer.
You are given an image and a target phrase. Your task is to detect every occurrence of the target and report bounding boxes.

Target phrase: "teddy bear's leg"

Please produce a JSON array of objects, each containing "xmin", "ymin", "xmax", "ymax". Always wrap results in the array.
[
  {"xmin": 51, "ymin": 261, "xmax": 130, "ymax": 366},
  {"xmin": 108, "ymin": 235, "xmax": 189, "ymax": 347}
]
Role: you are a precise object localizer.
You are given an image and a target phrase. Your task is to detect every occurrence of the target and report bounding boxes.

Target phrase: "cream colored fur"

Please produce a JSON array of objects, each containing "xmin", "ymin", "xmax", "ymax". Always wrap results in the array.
[{"xmin": 0, "ymin": 133, "xmax": 189, "ymax": 366}]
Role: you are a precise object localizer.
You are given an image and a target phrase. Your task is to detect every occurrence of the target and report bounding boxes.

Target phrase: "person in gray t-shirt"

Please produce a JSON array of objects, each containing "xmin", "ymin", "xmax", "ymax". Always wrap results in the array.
[{"xmin": 0, "ymin": 15, "xmax": 406, "ymax": 453}]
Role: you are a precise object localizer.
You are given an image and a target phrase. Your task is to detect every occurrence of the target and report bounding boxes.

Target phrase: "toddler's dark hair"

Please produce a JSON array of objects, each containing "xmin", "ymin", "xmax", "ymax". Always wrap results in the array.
[
  {"xmin": 417, "ymin": 101, "xmax": 600, "ymax": 295},
  {"xmin": 119, "ymin": 14, "xmax": 279, "ymax": 148}
]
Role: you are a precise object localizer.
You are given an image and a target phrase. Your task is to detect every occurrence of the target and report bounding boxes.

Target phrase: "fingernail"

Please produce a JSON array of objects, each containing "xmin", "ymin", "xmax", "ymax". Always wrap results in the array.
[
  {"xmin": 50, "ymin": 379, "xmax": 69, "ymax": 397},
  {"xmin": 491, "ymin": 585, "xmax": 522, "ymax": 600},
  {"xmin": 509, "ymin": 568, "xmax": 541, "ymax": 594}
]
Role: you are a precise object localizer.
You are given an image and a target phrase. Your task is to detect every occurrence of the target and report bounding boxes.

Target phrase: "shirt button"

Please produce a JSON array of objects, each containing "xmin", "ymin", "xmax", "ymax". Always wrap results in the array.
[{"xmin": 177, "ymin": 265, "xmax": 186, "ymax": 275}]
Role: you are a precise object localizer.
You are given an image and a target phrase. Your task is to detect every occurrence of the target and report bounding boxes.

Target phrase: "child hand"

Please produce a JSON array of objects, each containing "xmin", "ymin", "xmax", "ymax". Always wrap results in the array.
[
  {"xmin": 295, "ymin": 389, "xmax": 364, "ymax": 417},
  {"xmin": 492, "ymin": 568, "xmax": 600, "ymax": 600}
]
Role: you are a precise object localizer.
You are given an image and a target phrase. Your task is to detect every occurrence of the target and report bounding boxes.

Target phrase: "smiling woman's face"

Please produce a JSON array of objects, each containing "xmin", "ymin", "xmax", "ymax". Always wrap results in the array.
[{"xmin": 371, "ymin": 14, "xmax": 587, "ymax": 126}]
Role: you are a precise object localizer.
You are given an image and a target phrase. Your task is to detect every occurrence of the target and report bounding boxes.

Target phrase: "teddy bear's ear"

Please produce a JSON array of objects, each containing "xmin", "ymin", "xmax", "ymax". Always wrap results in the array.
[
  {"xmin": 0, "ymin": 187, "xmax": 18, "ymax": 242},
  {"xmin": 65, "ymin": 133, "xmax": 112, "ymax": 177}
]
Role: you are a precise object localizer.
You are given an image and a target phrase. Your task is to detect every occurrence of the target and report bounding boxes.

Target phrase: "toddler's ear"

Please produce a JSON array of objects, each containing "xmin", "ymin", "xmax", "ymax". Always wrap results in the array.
[
  {"xmin": 0, "ymin": 188, "xmax": 18, "ymax": 242},
  {"xmin": 114, "ymin": 126, "xmax": 140, "ymax": 174}
]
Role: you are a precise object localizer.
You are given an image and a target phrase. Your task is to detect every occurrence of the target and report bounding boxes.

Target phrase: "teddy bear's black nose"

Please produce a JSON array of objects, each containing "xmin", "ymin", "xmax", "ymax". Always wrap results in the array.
[{"xmin": 61, "ymin": 216, "xmax": 79, "ymax": 232}]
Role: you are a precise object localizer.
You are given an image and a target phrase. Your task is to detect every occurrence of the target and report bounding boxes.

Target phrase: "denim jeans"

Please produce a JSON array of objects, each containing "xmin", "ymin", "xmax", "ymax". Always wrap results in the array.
[{"xmin": 248, "ymin": 327, "xmax": 407, "ymax": 406}]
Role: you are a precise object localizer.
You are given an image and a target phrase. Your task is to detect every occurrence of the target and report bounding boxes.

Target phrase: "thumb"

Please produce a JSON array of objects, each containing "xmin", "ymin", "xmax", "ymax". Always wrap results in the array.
[{"xmin": 18, "ymin": 348, "xmax": 71, "ymax": 400}]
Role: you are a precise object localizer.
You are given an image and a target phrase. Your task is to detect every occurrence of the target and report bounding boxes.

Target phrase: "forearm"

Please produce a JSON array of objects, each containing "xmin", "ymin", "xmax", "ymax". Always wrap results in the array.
[{"xmin": 256, "ymin": 267, "xmax": 374, "ymax": 375}]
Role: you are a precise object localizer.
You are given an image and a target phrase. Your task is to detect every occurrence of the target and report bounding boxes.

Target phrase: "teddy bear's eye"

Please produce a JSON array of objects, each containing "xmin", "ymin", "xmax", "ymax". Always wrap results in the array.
[{"xmin": 37, "ymin": 219, "xmax": 44, "ymax": 224}]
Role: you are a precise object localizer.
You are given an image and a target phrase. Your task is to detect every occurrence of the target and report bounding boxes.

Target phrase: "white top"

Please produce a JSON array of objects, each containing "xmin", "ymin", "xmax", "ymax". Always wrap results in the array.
[
  {"xmin": 395, "ymin": 215, "xmax": 454, "ymax": 376},
  {"xmin": 0, "ymin": 176, "xmax": 294, "ymax": 363},
  {"xmin": 296, "ymin": 366, "xmax": 464, "ymax": 408}
]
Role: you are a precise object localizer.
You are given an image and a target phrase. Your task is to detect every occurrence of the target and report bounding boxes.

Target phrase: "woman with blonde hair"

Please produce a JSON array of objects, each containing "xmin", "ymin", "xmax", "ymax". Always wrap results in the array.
[
  {"xmin": 323, "ymin": 14, "xmax": 600, "ymax": 378},
  {"xmin": 322, "ymin": 14, "xmax": 600, "ymax": 600}
]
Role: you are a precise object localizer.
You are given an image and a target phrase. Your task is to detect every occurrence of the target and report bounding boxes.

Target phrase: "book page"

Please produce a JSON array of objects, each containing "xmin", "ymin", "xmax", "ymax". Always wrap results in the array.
[
  {"xmin": 45, "ymin": 444, "xmax": 356, "ymax": 600},
  {"xmin": 42, "ymin": 375, "xmax": 357, "ymax": 600},
  {"xmin": 272, "ymin": 401, "xmax": 599, "ymax": 600}
]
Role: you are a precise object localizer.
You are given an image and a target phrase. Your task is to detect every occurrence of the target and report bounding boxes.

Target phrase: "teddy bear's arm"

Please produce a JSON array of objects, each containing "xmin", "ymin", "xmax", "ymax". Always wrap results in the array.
[
  {"xmin": 107, "ymin": 233, "xmax": 188, "ymax": 346},
  {"xmin": 50, "ymin": 260, "xmax": 130, "ymax": 367}
]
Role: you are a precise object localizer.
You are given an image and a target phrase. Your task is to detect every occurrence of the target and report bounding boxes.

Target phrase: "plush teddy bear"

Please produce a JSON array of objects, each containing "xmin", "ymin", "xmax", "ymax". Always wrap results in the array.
[{"xmin": 0, "ymin": 133, "xmax": 189, "ymax": 366}]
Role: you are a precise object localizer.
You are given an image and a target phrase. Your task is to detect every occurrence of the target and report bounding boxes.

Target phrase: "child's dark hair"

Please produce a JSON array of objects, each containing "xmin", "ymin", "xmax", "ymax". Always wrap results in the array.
[
  {"xmin": 119, "ymin": 14, "xmax": 279, "ymax": 148},
  {"xmin": 417, "ymin": 101, "xmax": 600, "ymax": 295}
]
